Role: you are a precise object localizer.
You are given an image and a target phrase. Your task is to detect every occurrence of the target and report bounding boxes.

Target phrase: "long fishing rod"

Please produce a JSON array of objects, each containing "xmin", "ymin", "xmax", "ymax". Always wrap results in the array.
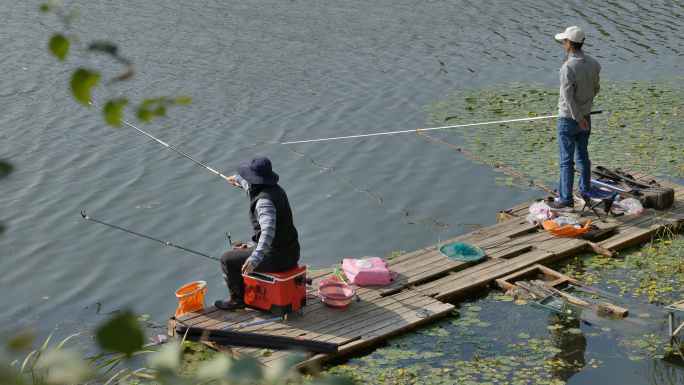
[
  {"xmin": 80, "ymin": 211, "xmax": 219, "ymax": 261},
  {"xmin": 282, "ymin": 111, "xmax": 603, "ymax": 145},
  {"xmin": 414, "ymin": 111, "xmax": 604, "ymax": 195},
  {"xmin": 17, "ymin": 64, "xmax": 237, "ymax": 185}
]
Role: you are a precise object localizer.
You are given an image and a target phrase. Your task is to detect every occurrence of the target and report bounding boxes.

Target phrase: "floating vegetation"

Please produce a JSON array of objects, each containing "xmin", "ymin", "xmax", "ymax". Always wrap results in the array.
[
  {"xmin": 552, "ymin": 234, "xmax": 684, "ymax": 305},
  {"xmin": 422, "ymin": 79, "xmax": 684, "ymax": 189},
  {"xmin": 180, "ymin": 340, "xmax": 220, "ymax": 376}
]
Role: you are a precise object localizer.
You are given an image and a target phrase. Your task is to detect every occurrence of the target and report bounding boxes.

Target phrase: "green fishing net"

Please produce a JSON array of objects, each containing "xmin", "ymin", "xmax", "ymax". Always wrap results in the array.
[{"xmin": 439, "ymin": 242, "xmax": 486, "ymax": 262}]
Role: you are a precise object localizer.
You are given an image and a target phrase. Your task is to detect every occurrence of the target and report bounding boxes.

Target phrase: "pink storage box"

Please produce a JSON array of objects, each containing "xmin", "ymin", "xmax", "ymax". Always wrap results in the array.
[{"xmin": 342, "ymin": 257, "xmax": 397, "ymax": 286}]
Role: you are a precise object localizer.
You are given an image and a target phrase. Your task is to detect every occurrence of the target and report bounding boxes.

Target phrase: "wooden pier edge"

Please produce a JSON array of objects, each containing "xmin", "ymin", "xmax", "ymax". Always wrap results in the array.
[{"xmin": 168, "ymin": 168, "xmax": 684, "ymax": 368}]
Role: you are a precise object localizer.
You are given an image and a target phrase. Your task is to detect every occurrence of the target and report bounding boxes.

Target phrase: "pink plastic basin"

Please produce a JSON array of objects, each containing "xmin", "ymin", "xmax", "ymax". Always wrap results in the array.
[{"xmin": 318, "ymin": 283, "xmax": 356, "ymax": 308}]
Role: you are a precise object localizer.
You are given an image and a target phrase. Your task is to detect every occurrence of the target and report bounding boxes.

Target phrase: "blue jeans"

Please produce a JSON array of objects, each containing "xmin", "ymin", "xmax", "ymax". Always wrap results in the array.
[{"xmin": 557, "ymin": 116, "xmax": 591, "ymax": 204}]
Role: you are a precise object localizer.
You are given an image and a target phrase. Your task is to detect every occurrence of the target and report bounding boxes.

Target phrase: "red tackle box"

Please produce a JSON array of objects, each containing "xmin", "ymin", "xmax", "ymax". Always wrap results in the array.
[{"xmin": 243, "ymin": 263, "xmax": 311, "ymax": 316}]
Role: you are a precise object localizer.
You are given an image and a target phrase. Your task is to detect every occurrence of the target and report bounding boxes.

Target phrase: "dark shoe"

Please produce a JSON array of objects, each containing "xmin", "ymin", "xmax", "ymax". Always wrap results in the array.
[
  {"xmin": 549, "ymin": 200, "xmax": 575, "ymax": 213},
  {"xmin": 214, "ymin": 281, "xmax": 246, "ymax": 311},
  {"xmin": 214, "ymin": 298, "xmax": 245, "ymax": 311}
]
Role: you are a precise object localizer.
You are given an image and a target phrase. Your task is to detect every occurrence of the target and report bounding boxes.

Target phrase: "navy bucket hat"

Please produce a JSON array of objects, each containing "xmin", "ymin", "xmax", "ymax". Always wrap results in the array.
[{"xmin": 237, "ymin": 156, "xmax": 279, "ymax": 185}]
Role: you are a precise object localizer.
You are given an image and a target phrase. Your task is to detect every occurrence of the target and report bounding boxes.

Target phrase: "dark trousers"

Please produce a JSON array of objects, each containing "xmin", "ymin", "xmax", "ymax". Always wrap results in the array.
[{"xmin": 219, "ymin": 249, "xmax": 300, "ymax": 290}]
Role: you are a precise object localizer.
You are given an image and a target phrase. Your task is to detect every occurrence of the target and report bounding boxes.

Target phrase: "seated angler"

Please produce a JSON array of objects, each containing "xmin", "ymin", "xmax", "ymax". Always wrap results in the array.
[{"xmin": 214, "ymin": 156, "xmax": 300, "ymax": 311}]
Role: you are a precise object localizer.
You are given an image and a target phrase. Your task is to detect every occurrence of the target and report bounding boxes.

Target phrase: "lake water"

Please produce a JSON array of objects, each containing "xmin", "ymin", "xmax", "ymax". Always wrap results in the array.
[{"xmin": 1, "ymin": 0, "xmax": 683, "ymax": 381}]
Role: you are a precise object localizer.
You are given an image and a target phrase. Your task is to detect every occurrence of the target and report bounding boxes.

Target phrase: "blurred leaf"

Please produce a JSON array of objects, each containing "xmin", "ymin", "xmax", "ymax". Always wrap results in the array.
[
  {"xmin": 173, "ymin": 94, "xmax": 192, "ymax": 105},
  {"xmin": 48, "ymin": 34, "xmax": 69, "ymax": 61},
  {"xmin": 89, "ymin": 42, "xmax": 132, "ymax": 66},
  {"xmin": 42, "ymin": 348, "xmax": 93, "ymax": 384},
  {"xmin": 6, "ymin": 331, "xmax": 32, "ymax": 351},
  {"xmin": 151, "ymin": 340, "xmax": 182, "ymax": 373},
  {"xmin": 95, "ymin": 310, "xmax": 144, "ymax": 357},
  {"xmin": 226, "ymin": 356, "xmax": 263, "ymax": 381},
  {"xmin": 103, "ymin": 98, "xmax": 128, "ymax": 127},
  {"xmin": 88, "ymin": 41, "xmax": 118, "ymax": 56},
  {"xmin": 263, "ymin": 353, "xmax": 305, "ymax": 383},
  {"xmin": 0, "ymin": 161, "xmax": 13, "ymax": 180},
  {"xmin": 138, "ymin": 109, "xmax": 152, "ymax": 121},
  {"xmin": 70, "ymin": 69, "xmax": 99, "ymax": 105},
  {"xmin": 196, "ymin": 354, "xmax": 232, "ymax": 381}
]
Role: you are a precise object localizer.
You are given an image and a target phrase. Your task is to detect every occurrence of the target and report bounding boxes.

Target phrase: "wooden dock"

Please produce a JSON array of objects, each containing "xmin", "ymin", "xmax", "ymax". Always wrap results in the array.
[{"xmin": 169, "ymin": 168, "xmax": 684, "ymax": 367}]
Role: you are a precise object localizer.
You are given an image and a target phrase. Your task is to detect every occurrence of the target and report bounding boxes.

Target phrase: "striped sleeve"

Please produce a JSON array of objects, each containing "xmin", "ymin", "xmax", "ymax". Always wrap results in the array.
[{"xmin": 246, "ymin": 197, "xmax": 277, "ymax": 266}]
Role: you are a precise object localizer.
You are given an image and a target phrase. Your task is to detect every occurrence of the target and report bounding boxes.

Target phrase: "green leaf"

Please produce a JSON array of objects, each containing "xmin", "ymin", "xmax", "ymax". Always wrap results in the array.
[
  {"xmin": 70, "ymin": 69, "xmax": 99, "ymax": 105},
  {"xmin": 49, "ymin": 34, "xmax": 69, "ymax": 60},
  {"xmin": 88, "ymin": 41, "xmax": 118, "ymax": 56},
  {"xmin": 227, "ymin": 356, "xmax": 263, "ymax": 380},
  {"xmin": 6, "ymin": 331, "xmax": 32, "ymax": 351},
  {"xmin": 0, "ymin": 161, "xmax": 13, "ymax": 180},
  {"xmin": 103, "ymin": 99, "xmax": 128, "ymax": 127},
  {"xmin": 42, "ymin": 348, "xmax": 93, "ymax": 383},
  {"xmin": 95, "ymin": 310, "xmax": 144, "ymax": 357}
]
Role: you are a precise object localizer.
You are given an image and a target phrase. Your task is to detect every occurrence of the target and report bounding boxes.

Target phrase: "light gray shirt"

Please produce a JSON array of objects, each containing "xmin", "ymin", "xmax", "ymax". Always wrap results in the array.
[{"xmin": 558, "ymin": 51, "xmax": 601, "ymax": 122}]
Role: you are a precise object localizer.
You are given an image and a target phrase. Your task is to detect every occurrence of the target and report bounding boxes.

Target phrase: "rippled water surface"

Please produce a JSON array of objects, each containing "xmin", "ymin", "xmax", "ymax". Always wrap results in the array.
[{"xmin": 1, "ymin": 0, "xmax": 684, "ymax": 377}]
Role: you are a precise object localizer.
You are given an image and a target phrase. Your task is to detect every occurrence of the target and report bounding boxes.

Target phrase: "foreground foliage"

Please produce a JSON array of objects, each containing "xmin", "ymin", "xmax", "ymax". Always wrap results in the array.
[{"xmin": 0, "ymin": 311, "xmax": 352, "ymax": 385}]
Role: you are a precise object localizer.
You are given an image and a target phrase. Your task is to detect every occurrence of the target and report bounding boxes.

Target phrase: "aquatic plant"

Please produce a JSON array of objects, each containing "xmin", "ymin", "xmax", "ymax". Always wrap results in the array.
[
  {"xmin": 422, "ymin": 80, "xmax": 684, "ymax": 189},
  {"xmin": 0, "ymin": 311, "xmax": 351, "ymax": 385}
]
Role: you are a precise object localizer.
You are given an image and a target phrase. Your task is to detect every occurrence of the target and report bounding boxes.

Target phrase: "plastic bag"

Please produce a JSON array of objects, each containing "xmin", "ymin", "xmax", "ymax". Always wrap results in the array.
[
  {"xmin": 617, "ymin": 198, "xmax": 644, "ymax": 214},
  {"xmin": 526, "ymin": 201, "xmax": 558, "ymax": 226},
  {"xmin": 554, "ymin": 216, "xmax": 579, "ymax": 227}
]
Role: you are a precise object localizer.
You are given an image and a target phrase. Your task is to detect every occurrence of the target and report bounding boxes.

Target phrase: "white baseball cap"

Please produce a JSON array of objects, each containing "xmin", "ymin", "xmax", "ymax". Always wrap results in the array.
[{"xmin": 554, "ymin": 26, "xmax": 585, "ymax": 43}]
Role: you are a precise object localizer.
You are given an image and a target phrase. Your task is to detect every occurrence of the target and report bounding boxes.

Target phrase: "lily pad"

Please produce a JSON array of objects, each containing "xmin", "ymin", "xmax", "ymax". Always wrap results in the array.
[
  {"xmin": 517, "ymin": 333, "xmax": 530, "ymax": 339},
  {"xmin": 567, "ymin": 328, "xmax": 582, "ymax": 334},
  {"xmin": 476, "ymin": 322, "xmax": 491, "ymax": 327},
  {"xmin": 601, "ymin": 327, "xmax": 612, "ymax": 332}
]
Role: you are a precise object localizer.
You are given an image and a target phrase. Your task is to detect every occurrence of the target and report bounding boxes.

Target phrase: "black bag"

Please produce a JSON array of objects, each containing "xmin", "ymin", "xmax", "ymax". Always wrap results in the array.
[
  {"xmin": 639, "ymin": 187, "xmax": 675, "ymax": 210},
  {"xmin": 591, "ymin": 166, "xmax": 674, "ymax": 210}
]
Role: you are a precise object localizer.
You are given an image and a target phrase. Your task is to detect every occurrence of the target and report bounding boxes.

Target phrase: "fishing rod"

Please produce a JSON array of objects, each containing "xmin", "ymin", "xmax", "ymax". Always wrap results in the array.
[
  {"xmin": 80, "ymin": 211, "xmax": 219, "ymax": 261},
  {"xmin": 414, "ymin": 111, "xmax": 604, "ymax": 195},
  {"xmin": 282, "ymin": 111, "xmax": 603, "ymax": 145},
  {"xmin": 16, "ymin": 64, "xmax": 239, "ymax": 186}
]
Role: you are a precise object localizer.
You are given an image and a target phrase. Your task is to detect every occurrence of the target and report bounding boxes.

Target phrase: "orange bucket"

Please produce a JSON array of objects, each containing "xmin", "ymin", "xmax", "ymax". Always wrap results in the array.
[{"xmin": 175, "ymin": 281, "xmax": 207, "ymax": 317}]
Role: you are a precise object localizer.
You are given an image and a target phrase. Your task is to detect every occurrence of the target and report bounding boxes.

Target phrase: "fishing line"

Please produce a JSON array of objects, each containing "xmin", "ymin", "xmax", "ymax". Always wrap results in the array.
[
  {"xmin": 282, "ymin": 143, "xmax": 444, "ymax": 243},
  {"xmin": 415, "ymin": 129, "xmax": 558, "ymax": 195},
  {"xmin": 80, "ymin": 211, "xmax": 219, "ymax": 261}
]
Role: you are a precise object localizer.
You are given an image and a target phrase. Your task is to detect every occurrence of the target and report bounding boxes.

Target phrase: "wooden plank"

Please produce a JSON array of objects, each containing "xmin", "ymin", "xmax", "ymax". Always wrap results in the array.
[
  {"xmin": 416, "ymin": 249, "xmax": 555, "ymax": 299},
  {"xmin": 231, "ymin": 295, "xmax": 453, "ymax": 360},
  {"xmin": 235, "ymin": 290, "xmax": 430, "ymax": 337},
  {"xmin": 238, "ymin": 291, "xmax": 437, "ymax": 341}
]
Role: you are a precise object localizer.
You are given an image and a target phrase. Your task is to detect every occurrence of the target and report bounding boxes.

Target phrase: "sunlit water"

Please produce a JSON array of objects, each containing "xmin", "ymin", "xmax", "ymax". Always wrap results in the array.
[{"xmin": 1, "ymin": 0, "xmax": 684, "ymax": 381}]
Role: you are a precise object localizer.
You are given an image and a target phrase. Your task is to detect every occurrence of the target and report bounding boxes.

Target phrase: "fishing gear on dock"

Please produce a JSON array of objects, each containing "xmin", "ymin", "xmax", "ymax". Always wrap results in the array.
[{"xmin": 80, "ymin": 211, "xmax": 219, "ymax": 261}]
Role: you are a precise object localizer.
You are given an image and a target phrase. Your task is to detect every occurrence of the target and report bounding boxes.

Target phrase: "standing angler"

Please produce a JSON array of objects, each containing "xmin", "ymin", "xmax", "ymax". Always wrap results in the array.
[
  {"xmin": 214, "ymin": 155, "xmax": 301, "ymax": 311},
  {"xmin": 549, "ymin": 26, "xmax": 601, "ymax": 212}
]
